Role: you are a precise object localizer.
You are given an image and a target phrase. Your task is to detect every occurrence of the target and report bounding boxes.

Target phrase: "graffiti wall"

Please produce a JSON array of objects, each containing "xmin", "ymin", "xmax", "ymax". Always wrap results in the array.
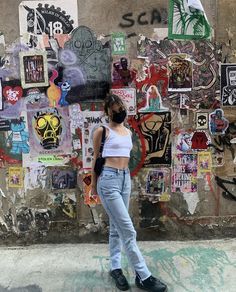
[{"xmin": 0, "ymin": 0, "xmax": 235, "ymax": 242}]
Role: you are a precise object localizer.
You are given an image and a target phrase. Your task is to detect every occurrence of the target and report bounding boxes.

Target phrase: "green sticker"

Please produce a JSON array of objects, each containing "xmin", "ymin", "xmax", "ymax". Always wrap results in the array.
[{"xmin": 111, "ymin": 32, "xmax": 127, "ymax": 55}]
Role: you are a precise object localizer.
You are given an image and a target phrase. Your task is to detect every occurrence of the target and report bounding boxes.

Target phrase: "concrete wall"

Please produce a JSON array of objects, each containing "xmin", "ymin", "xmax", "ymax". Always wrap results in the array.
[{"xmin": 0, "ymin": 0, "xmax": 236, "ymax": 245}]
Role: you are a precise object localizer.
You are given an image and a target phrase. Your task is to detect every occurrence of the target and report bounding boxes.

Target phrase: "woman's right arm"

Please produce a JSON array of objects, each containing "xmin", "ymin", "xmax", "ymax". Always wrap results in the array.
[{"xmin": 91, "ymin": 126, "xmax": 104, "ymax": 195}]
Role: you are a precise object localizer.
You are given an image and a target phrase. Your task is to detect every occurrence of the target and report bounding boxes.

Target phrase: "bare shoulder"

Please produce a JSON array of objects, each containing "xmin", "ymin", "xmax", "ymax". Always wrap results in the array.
[
  {"xmin": 126, "ymin": 127, "xmax": 132, "ymax": 136},
  {"xmin": 93, "ymin": 126, "xmax": 104, "ymax": 139}
]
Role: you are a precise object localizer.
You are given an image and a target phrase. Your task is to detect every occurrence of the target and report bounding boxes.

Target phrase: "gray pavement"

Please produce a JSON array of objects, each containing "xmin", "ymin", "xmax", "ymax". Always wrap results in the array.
[{"xmin": 0, "ymin": 239, "xmax": 235, "ymax": 292}]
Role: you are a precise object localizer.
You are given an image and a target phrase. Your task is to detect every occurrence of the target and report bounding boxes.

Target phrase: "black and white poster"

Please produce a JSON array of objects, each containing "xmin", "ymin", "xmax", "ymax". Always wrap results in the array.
[
  {"xmin": 221, "ymin": 64, "xmax": 236, "ymax": 106},
  {"xmin": 19, "ymin": 0, "xmax": 78, "ymax": 36}
]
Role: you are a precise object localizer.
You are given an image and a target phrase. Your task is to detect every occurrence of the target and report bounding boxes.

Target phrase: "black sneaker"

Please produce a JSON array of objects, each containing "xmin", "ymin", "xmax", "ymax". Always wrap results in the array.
[
  {"xmin": 135, "ymin": 275, "xmax": 167, "ymax": 292},
  {"xmin": 110, "ymin": 269, "xmax": 130, "ymax": 291}
]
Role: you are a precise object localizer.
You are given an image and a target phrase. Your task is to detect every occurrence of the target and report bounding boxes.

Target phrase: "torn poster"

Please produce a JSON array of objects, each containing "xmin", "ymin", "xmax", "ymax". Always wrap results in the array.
[{"xmin": 168, "ymin": 0, "xmax": 211, "ymax": 40}]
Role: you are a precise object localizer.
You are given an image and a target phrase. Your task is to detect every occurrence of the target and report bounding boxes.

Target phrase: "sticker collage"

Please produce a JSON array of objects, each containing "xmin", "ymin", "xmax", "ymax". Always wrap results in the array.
[{"xmin": 0, "ymin": 0, "xmax": 235, "ymax": 230}]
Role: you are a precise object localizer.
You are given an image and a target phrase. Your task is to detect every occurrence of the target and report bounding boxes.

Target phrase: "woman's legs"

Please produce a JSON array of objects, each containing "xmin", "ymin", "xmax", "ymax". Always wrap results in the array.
[
  {"xmin": 109, "ymin": 180, "xmax": 130, "ymax": 270},
  {"xmin": 97, "ymin": 167, "xmax": 151, "ymax": 280}
]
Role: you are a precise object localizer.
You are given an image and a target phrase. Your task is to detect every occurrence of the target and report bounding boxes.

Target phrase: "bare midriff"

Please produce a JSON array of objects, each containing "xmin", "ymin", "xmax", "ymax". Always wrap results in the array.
[{"xmin": 104, "ymin": 157, "xmax": 130, "ymax": 169}]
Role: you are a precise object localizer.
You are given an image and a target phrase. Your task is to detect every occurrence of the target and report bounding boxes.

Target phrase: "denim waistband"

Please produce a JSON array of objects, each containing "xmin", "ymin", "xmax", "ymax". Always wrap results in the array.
[{"xmin": 103, "ymin": 166, "xmax": 130, "ymax": 174}]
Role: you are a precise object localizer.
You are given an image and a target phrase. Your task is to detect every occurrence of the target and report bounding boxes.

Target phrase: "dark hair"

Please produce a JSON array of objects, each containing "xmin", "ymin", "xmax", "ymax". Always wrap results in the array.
[{"xmin": 104, "ymin": 94, "xmax": 126, "ymax": 115}]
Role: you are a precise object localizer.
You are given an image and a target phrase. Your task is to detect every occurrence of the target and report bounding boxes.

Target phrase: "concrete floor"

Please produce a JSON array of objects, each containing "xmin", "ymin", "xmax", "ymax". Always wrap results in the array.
[{"xmin": 0, "ymin": 239, "xmax": 235, "ymax": 292}]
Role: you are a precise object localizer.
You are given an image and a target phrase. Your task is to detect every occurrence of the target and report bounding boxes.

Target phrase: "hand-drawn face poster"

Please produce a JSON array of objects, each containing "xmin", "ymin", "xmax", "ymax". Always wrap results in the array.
[
  {"xmin": 27, "ymin": 105, "xmax": 72, "ymax": 158},
  {"xmin": 111, "ymin": 88, "xmax": 136, "ymax": 115},
  {"xmin": 168, "ymin": 54, "xmax": 193, "ymax": 92},
  {"xmin": 19, "ymin": 0, "xmax": 78, "ymax": 36},
  {"xmin": 133, "ymin": 112, "xmax": 171, "ymax": 166},
  {"xmin": 172, "ymin": 153, "xmax": 198, "ymax": 193},
  {"xmin": 221, "ymin": 64, "xmax": 236, "ymax": 106},
  {"xmin": 82, "ymin": 111, "xmax": 107, "ymax": 169}
]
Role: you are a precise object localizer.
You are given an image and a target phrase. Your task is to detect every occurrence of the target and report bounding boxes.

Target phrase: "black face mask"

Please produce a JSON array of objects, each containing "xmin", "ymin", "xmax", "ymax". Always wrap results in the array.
[{"xmin": 112, "ymin": 110, "xmax": 127, "ymax": 124}]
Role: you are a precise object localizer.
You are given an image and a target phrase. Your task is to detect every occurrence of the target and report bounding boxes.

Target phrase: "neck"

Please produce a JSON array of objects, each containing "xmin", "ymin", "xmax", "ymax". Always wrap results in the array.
[{"xmin": 109, "ymin": 121, "xmax": 124, "ymax": 128}]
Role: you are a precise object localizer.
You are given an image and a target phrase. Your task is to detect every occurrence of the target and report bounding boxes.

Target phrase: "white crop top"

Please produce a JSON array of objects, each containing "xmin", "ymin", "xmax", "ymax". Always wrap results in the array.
[{"xmin": 102, "ymin": 125, "xmax": 133, "ymax": 158}]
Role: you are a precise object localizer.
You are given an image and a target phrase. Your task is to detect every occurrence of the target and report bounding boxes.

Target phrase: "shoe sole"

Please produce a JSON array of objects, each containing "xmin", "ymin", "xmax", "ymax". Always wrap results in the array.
[
  {"xmin": 110, "ymin": 273, "xmax": 130, "ymax": 291},
  {"xmin": 136, "ymin": 281, "xmax": 168, "ymax": 292}
]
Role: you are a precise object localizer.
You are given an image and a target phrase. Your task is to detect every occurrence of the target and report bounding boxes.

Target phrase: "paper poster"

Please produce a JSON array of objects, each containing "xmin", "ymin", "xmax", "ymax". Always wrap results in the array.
[
  {"xmin": 197, "ymin": 151, "xmax": 212, "ymax": 177},
  {"xmin": 168, "ymin": 0, "xmax": 211, "ymax": 40},
  {"xmin": 211, "ymin": 147, "xmax": 224, "ymax": 167},
  {"xmin": 24, "ymin": 165, "xmax": 48, "ymax": 190},
  {"xmin": 146, "ymin": 168, "xmax": 170, "ymax": 197},
  {"xmin": 19, "ymin": 51, "xmax": 49, "ymax": 89},
  {"xmin": 221, "ymin": 64, "xmax": 236, "ymax": 106},
  {"xmin": 111, "ymin": 88, "xmax": 136, "ymax": 115},
  {"xmin": 82, "ymin": 172, "xmax": 100, "ymax": 206},
  {"xmin": 168, "ymin": 54, "xmax": 193, "ymax": 92},
  {"xmin": 172, "ymin": 153, "xmax": 198, "ymax": 193},
  {"xmin": 111, "ymin": 32, "xmax": 127, "ymax": 55},
  {"xmin": 8, "ymin": 167, "xmax": 24, "ymax": 188},
  {"xmin": 112, "ymin": 56, "xmax": 136, "ymax": 88},
  {"xmin": 51, "ymin": 168, "xmax": 77, "ymax": 190},
  {"xmin": 69, "ymin": 103, "xmax": 84, "ymax": 134},
  {"xmin": 27, "ymin": 106, "xmax": 72, "ymax": 157},
  {"xmin": 19, "ymin": 0, "xmax": 78, "ymax": 36},
  {"xmin": 82, "ymin": 111, "xmax": 106, "ymax": 169},
  {"xmin": 135, "ymin": 112, "xmax": 171, "ymax": 166},
  {"xmin": 49, "ymin": 192, "xmax": 77, "ymax": 220}
]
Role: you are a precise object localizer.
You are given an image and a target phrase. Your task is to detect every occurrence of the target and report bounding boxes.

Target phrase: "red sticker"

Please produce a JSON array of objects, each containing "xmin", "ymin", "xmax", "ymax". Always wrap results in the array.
[{"xmin": 3, "ymin": 86, "xmax": 23, "ymax": 104}]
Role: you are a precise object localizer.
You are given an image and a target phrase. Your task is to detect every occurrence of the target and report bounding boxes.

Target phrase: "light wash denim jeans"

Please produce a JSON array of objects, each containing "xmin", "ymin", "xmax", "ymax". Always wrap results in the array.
[{"xmin": 97, "ymin": 166, "xmax": 151, "ymax": 280}]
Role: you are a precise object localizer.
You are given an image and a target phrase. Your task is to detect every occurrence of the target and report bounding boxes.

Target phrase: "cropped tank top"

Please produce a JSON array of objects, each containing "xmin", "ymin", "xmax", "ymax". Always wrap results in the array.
[{"xmin": 102, "ymin": 125, "xmax": 133, "ymax": 158}]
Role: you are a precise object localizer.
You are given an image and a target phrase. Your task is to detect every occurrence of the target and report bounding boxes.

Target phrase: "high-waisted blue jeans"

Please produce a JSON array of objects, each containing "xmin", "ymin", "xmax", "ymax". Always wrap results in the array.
[{"xmin": 97, "ymin": 166, "xmax": 151, "ymax": 280}]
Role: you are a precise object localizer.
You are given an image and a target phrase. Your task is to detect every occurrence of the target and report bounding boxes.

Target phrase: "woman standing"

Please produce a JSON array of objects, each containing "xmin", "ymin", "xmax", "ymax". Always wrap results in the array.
[{"xmin": 91, "ymin": 94, "xmax": 167, "ymax": 292}]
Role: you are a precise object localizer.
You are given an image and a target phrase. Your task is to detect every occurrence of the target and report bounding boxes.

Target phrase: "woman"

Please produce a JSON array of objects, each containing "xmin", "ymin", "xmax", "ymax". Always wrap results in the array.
[{"xmin": 91, "ymin": 94, "xmax": 167, "ymax": 292}]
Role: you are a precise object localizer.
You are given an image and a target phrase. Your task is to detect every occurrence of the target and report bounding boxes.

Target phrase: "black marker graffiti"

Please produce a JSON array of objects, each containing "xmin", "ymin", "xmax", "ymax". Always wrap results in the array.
[
  {"xmin": 215, "ymin": 176, "xmax": 236, "ymax": 201},
  {"xmin": 119, "ymin": 8, "xmax": 167, "ymax": 28}
]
